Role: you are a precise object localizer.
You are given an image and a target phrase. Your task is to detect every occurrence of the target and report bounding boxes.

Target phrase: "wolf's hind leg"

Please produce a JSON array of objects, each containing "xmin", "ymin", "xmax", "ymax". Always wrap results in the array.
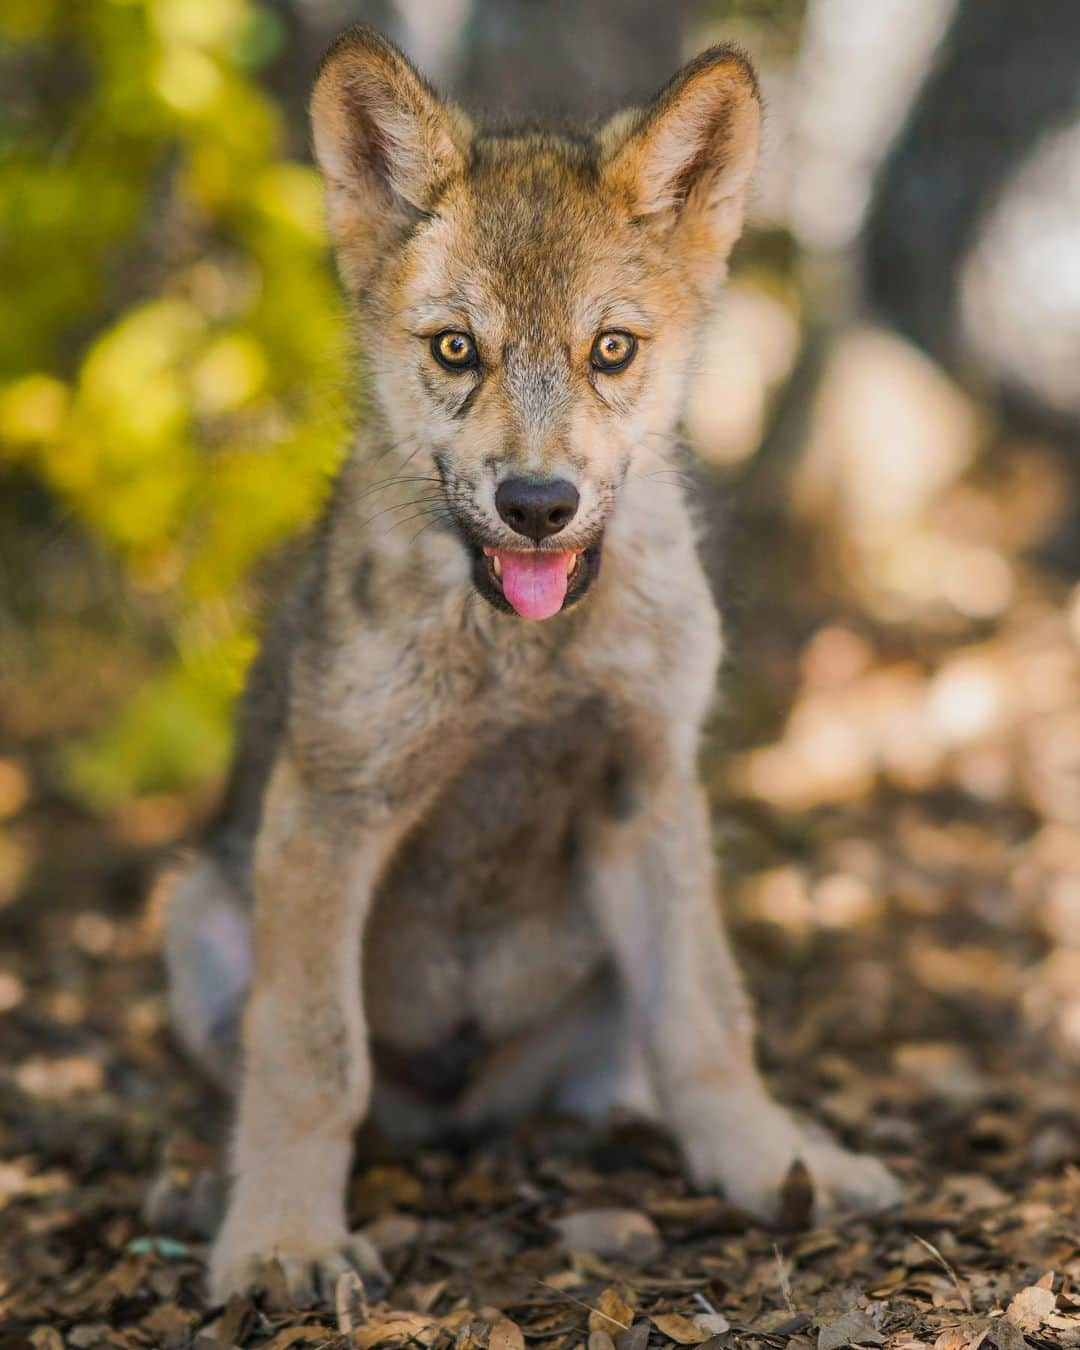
[{"xmin": 162, "ymin": 855, "xmax": 252, "ymax": 1090}]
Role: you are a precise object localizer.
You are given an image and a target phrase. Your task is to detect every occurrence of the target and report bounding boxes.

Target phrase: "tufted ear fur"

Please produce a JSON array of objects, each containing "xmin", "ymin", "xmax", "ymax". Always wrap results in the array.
[
  {"xmin": 310, "ymin": 26, "xmax": 471, "ymax": 290},
  {"xmin": 601, "ymin": 46, "xmax": 761, "ymax": 273}
]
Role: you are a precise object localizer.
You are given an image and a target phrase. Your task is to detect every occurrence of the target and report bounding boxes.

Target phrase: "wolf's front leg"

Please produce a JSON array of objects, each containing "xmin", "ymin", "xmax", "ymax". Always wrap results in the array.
[
  {"xmin": 208, "ymin": 756, "xmax": 403, "ymax": 1307},
  {"xmin": 585, "ymin": 772, "xmax": 900, "ymax": 1224}
]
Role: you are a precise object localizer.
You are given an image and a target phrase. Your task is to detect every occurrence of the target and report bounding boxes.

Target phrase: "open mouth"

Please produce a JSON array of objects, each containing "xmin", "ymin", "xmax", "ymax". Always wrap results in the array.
[{"xmin": 470, "ymin": 540, "xmax": 603, "ymax": 620}]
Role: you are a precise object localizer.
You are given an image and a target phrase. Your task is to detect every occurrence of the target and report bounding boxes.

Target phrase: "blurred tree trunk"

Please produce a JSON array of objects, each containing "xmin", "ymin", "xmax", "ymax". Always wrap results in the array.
[
  {"xmin": 863, "ymin": 0, "xmax": 1080, "ymax": 564},
  {"xmin": 863, "ymin": 0, "xmax": 1080, "ymax": 380},
  {"xmin": 455, "ymin": 0, "xmax": 690, "ymax": 122}
]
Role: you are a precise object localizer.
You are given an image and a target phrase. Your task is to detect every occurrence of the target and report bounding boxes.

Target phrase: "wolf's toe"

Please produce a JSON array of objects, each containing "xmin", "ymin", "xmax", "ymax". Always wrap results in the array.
[
  {"xmin": 797, "ymin": 1135, "xmax": 903, "ymax": 1221},
  {"xmin": 210, "ymin": 1231, "xmax": 389, "ymax": 1309}
]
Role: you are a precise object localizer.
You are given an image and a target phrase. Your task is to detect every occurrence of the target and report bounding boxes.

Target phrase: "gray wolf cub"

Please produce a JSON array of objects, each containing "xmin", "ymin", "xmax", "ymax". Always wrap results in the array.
[{"xmin": 163, "ymin": 26, "xmax": 900, "ymax": 1306}]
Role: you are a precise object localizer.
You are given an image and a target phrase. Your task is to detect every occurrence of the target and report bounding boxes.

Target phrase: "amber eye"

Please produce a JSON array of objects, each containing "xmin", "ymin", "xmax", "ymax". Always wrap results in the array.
[
  {"xmin": 591, "ymin": 329, "xmax": 637, "ymax": 373},
  {"xmin": 432, "ymin": 330, "xmax": 478, "ymax": 371}
]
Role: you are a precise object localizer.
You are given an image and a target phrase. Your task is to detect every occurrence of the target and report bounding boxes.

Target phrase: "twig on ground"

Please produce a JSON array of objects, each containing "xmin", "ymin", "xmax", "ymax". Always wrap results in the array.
[
  {"xmin": 910, "ymin": 1232, "xmax": 973, "ymax": 1313},
  {"xmin": 533, "ymin": 1280, "xmax": 632, "ymax": 1332}
]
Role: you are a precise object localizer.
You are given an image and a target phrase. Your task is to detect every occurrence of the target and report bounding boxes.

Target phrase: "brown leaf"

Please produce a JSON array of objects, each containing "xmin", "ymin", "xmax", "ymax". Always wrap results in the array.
[
  {"xmin": 29, "ymin": 1331, "xmax": 64, "ymax": 1350},
  {"xmin": 982, "ymin": 1320, "xmax": 1027, "ymax": 1350},
  {"xmin": 817, "ymin": 1310, "xmax": 885, "ymax": 1350},
  {"xmin": 650, "ymin": 1314, "xmax": 715, "ymax": 1345},
  {"xmin": 543, "ymin": 1269, "xmax": 588, "ymax": 1291},
  {"xmin": 488, "ymin": 1318, "xmax": 526, "ymax": 1350},
  {"xmin": 1006, "ymin": 1284, "xmax": 1057, "ymax": 1333},
  {"xmin": 616, "ymin": 1321, "xmax": 652, "ymax": 1350},
  {"xmin": 589, "ymin": 1287, "xmax": 636, "ymax": 1334},
  {"xmin": 354, "ymin": 1313, "xmax": 442, "ymax": 1350},
  {"xmin": 142, "ymin": 1302, "xmax": 199, "ymax": 1350},
  {"xmin": 590, "ymin": 1332, "xmax": 617, "ymax": 1350},
  {"xmin": 932, "ymin": 1329, "xmax": 970, "ymax": 1350}
]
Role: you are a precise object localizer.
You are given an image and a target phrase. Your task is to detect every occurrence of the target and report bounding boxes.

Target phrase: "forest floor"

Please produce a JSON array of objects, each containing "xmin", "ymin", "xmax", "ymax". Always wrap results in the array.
[{"xmin": 1, "ymin": 441, "xmax": 1079, "ymax": 1350}]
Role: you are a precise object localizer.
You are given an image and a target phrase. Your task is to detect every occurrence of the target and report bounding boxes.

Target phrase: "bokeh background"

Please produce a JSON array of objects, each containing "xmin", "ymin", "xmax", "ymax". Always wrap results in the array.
[{"xmin": 2, "ymin": 0, "xmax": 1080, "ymax": 1337}]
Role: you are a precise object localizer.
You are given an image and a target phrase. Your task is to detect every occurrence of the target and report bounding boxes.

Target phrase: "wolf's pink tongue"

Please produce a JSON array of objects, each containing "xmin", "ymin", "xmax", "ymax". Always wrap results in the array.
[{"xmin": 497, "ymin": 550, "xmax": 572, "ymax": 620}]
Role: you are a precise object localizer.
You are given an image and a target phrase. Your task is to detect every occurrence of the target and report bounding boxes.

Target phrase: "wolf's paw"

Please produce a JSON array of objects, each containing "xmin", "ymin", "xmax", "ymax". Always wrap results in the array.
[
  {"xmin": 209, "ymin": 1226, "xmax": 389, "ymax": 1309},
  {"xmin": 681, "ymin": 1099, "xmax": 902, "ymax": 1225}
]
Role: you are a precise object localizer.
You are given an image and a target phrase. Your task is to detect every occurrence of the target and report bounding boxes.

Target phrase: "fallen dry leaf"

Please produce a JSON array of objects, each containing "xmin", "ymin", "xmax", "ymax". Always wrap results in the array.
[
  {"xmin": 980, "ymin": 1319, "xmax": 1027, "ymax": 1350},
  {"xmin": 651, "ymin": 1313, "xmax": 716, "ymax": 1345},
  {"xmin": 617, "ymin": 1322, "xmax": 652, "ymax": 1350},
  {"xmin": 28, "ymin": 1330, "xmax": 64, "ymax": 1350},
  {"xmin": 818, "ymin": 1309, "xmax": 886, "ymax": 1350},
  {"xmin": 354, "ymin": 1313, "xmax": 442, "ymax": 1350},
  {"xmin": 589, "ymin": 1286, "xmax": 637, "ymax": 1333},
  {"xmin": 1006, "ymin": 1282, "xmax": 1057, "ymax": 1333},
  {"xmin": 488, "ymin": 1317, "xmax": 526, "ymax": 1350}
]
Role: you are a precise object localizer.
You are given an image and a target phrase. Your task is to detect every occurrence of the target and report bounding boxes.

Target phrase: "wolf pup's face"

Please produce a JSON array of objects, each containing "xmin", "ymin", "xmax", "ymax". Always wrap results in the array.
[{"xmin": 312, "ymin": 29, "xmax": 760, "ymax": 619}]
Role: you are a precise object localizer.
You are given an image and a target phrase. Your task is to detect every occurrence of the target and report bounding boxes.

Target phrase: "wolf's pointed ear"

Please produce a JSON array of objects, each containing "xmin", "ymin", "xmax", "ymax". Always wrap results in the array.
[
  {"xmin": 601, "ymin": 46, "xmax": 761, "ymax": 270},
  {"xmin": 311, "ymin": 27, "xmax": 470, "ymax": 287}
]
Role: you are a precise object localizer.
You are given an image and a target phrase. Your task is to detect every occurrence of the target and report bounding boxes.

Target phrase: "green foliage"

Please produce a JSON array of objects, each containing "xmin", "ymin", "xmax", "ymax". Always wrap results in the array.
[{"xmin": 0, "ymin": 0, "xmax": 351, "ymax": 804}]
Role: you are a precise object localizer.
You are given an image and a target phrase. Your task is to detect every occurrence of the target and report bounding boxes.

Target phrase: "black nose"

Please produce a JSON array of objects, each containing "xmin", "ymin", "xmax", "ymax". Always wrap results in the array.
[{"xmin": 495, "ymin": 477, "xmax": 580, "ymax": 541}]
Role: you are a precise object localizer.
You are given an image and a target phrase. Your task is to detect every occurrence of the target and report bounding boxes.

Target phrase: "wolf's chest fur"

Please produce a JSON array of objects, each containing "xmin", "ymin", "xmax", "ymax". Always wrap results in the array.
[{"xmin": 364, "ymin": 698, "xmax": 620, "ymax": 1073}]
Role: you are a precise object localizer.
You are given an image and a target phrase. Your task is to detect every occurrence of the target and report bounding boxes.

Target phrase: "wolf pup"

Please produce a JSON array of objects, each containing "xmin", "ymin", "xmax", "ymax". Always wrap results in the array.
[{"xmin": 164, "ymin": 27, "xmax": 900, "ymax": 1306}]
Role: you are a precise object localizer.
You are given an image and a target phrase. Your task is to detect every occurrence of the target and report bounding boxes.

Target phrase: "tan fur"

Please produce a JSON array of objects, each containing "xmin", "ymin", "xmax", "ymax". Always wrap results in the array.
[{"xmin": 163, "ymin": 28, "xmax": 900, "ymax": 1308}]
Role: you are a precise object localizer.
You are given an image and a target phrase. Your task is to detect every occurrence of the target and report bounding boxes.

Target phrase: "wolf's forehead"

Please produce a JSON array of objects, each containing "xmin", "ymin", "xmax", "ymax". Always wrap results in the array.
[
  {"xmin": 396, "ymin": 139, "xmax": 651, "ymax": 343},
  {"xmin": 468, "ymin": 131, "xmax": 600, "ymax": 193},
  {"xmin": 431, "ymin": 146, "xmax": 632, "ymax": 323},
  {"xmin": 468, "ymin": 144, "xmax": 608, "ymax": 269}
]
